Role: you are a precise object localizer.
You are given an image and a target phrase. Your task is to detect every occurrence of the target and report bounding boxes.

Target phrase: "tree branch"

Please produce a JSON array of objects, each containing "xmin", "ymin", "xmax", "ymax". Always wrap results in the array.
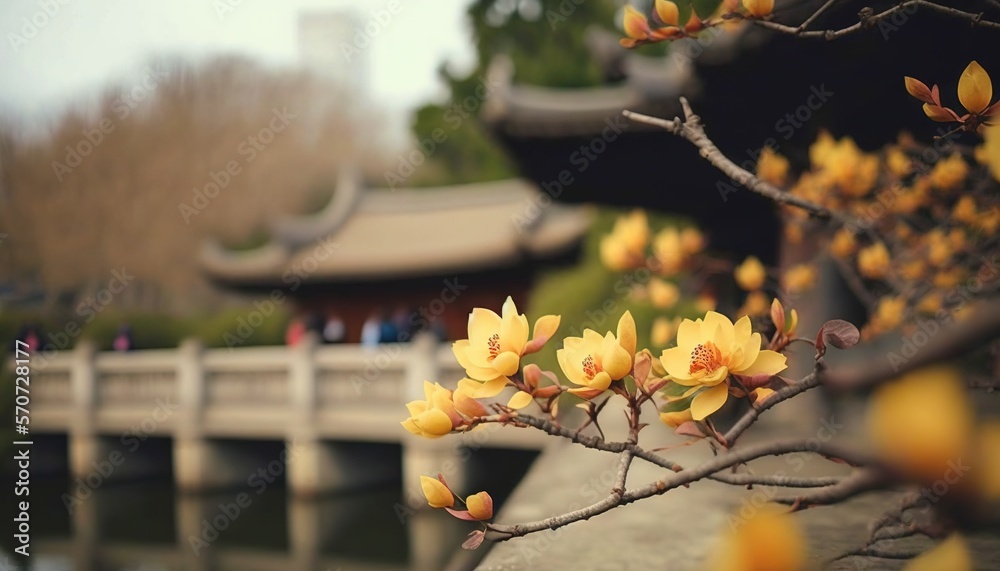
[
  {"xmin": 623, "ymin": 103, "xmax": 862, "ymax": 227},
  {"xmin": 775, "ymin": 468, "xmax": 887, "ymax": 509},
  {"xmin": 486, "ymin": 439, "xmax": 866, "ymax": 540},
  {"xmin": 722, "ymin": 367, "xmax": 824, "ymax": 446}
]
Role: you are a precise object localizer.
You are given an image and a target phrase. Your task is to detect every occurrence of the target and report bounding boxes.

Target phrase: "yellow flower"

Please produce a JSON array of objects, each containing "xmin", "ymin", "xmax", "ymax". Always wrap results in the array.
[
  {"xmin": 465, "ymin": 491, "xmax": 494, "ymax": 520},
  {"xmin": 402, "ymin": 381, "xmax": 462, "ymax": 439},
  {"xmin": 781, "ymin": 264, "xmax": 816, "ymax": 295},
  {"xmin": 734, "ymin": 256, "xmax": 767, "ymax": 291},
  {"xmin": 809, "ymin": 130, "xmax": 836, "ymax": 168},
  {"xmin": 705, "ymin": 504, "xmax": 806, "ymax": 571},
  {"xmin": 742, "ymin": 0, "xmax": 774, "ymax": 18},
  {"xmin": 916, "ymin": 292, "xmax": 942, "ymax": 314},
  {"xmin": 929, "ymin": 153, "xmax": 969, "ymax": 191},
  {"xmin": 622, "ymin": 4, "xmax": 652, "ymax": 40},
  {"xmin": 421, "ymin": 475, "xmax": 454, "ymax": 508},
  {"xmin": 680, "ymin": 227, "xmax": 705, "ymax": 255},
  {"xmin": 898, "ymin": 259, "xmax": 925, "ymax": 280},
  {"xmin": 822, "ymin": 137, "xmax": 879, "ymax": 197},
  {"xmin": 933, "ymin": 268, "xmax": 964, "ymax": 289},
  {"xmin": 600, "ymin": 210, "xmax": 649, "ymax": 271},
  {"xmin": 653, "ymin": 227, "xmax": 687, "ymax": 275},
  {"xmin": 869, "ymin": 367, "xmax": 973, "ymax": 483},
  {"xmin": 952, "ymin": 196, "xmax": 978, "ymax": 225},
  {"xmin": 659, "ymin": 408, "xmax": 693, "ymax": 428},
  {"xmin": 756, "ymin": 147, "xmax": 789, "ymax": 186},
  {"xmin": 648, "ymin": 277, "xmax": 680, "ymax": 308},
  {"xmin": 926, "ymin": 230, "xmax": 953, "ymax": 267},
  {"xmin": 885, "ymin": 147, "xmax": 912, "ymax": 177},
  {"xmin": 651, "ymin": 315, "xmax": 682, "ymax": 346},
  {"xmin": 829, "ymin": 228, "xmax": 857, "ymax": 258},
  {"xmin": 957, "ymin": 60, "xmax": 993, "ymax": 115},
  {"xmin": 557, "ymin": 312, "xmax": 636, "ymax": 400},
  {"xmin": 979, "ymin": 123, "xmax": 1000, "ymax": 183},
  {"xmin": 659, "ymin": 312, "xmax": 787, "ymax": 420},
  {"xmin": 738, "ymin": 290, "xmax": 770, "ymax": 317},
  {"xmin": 858, "ymin": 242, "xmax": 891, "ymax": 279},
  {"xmin": 655, "ymin": 0, "xmax": 679, "ymax": 26},
  {"xmin": 979, "ymin": 207, "xmax": 1000, "ymax": 235},
  {"xmin": 871, "ymin": 296, "xmax": 906, "ymax": 332},
  {"xmin": 903, "ymin": 534, "xmax": 972, "ymax": 571},
  {"xmin": 452, "ymin": 297, "xmax": 560, "ymax": 396}
]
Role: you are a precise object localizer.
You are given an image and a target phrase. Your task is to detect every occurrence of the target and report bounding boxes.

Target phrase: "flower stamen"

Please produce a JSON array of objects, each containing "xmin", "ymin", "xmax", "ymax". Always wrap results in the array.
[
  {"xmin": 582, "ymin": 355, "xmax": 598, "ymax": 380},
  {"xmin": 487, "ymin": 333, "xmax": 501, "ymax": 360},
  {"xmin": 689, "ymin": 342, "xmax": 722, "ymax": 375}
]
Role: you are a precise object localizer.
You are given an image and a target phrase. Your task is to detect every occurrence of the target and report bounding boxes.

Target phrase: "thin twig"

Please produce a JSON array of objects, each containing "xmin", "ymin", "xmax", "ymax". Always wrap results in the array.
[
  {"xmin": 722, "ymin": 367, "xmax": 824, "ymax": 446},
  {"xmin": 775, "ymin": 468, "xmax": 886, "ymax": 509},
  {"xmin": 796, "ymin": 0, "xmax": 840, "ymax": 32},
  {"xmin": 486, "ymin": 439, "xmax": 867, "ymax": 540}
]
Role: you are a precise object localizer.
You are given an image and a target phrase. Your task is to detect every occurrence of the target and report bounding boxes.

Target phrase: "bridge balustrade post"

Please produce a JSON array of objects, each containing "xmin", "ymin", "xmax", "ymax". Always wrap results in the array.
[
  {"xmin": 173, "ymin": 338, "xmax": 207, "ymax": 491},
  {"xmin": 68, "ymin": 340, "xmax": 99, "ymax": 480}
]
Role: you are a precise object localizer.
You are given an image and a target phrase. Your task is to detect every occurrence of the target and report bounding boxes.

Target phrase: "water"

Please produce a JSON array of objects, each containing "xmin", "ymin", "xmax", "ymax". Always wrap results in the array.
[{"xmin": 14, "ymin": 447, "xmax": 537, "ymax": 571}]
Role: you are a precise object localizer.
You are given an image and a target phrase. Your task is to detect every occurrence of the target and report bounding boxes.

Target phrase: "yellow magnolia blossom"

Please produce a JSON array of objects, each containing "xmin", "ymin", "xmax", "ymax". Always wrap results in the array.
[
  {"xmin": 952, "ymin": 195, "xmax": 978, "ymax": 225},
  {"xmin": 402, "ymin": 381, "xmax": 462, "ymax": 439},
  {"xmin": 829, "ymin": 228, "xmax": 857, "ymax": 258},
  {"xmin": 929, "ymin": 153, "xmax": 969, "ymax": 191},
  {"xmin": 600, "ymin": 210, "xmax": 649, "ymax": 271},
  {"xmin": 858, "ymin": 242, "xmax": 891, "ymax": 279},
  {"xmin": 465, "ymin": 491, "xmax": 494, "ymax": 520},
  {"xmin": 651, "ymin": 315, "xmax": 682, "ymax": 346},
  {"xmin": 869, "ymin": 367, "xmax": 974, "ymax": 483},
  {"xmin": 903, "ymin": 534, "xmax": 972, "ymax": 571},
  {"xmin": 653, "ymin": 227, "xmax": 687, "ymax": 275},
  {"xmin": 452, "ymin": 297, "xmax": 560, "ymax": 397},
  {"xmin": 421, "ymin": 475, "xmax": 454, "ymax": 508},
  {"xmin": 781, "ymin": 264, "xmax": 817, "ymax": 295},
  {"xmin": 557, "ymin": 312, "xmax": 636, "ymax": 400},
  {"xmin": 705, "ymin": 504, "xmax": 806, "ymax": 571},
  {"xmin": 659, "ymin": 312, "xmax": 787, "ymax": 420},
  {"xmin": 648, "ymin": 277, "xmax": 680, "ymax": 308},
  {"xmin": 734, "ymin": 256, "xmax": 767, "ymax": 291},
  {"xmin": 742, "ymin": 0, "xmax": 774, "ymax": 18},
  {"xmin": 738, "ymin": 290, "xmax": 770, "ymax": 317},
  {"xmin": 978, "ymin": 123, "xmax": 1000, "ymax": 182},
  {"xmin": 680, "ymin": 227, "xmax": 705, "ymax": 255},
  {"xmin": 870, "ymin": 296, "xmax": 906, "ymax": 333},
  {"xmin": 885, "ymin": 147, "xmax": 912, "ymax": 177},
  {"xmin": 756, "ymin": 147, "xmax": 789, "ymax": 186},
  {"xmin": 659, "ymin": 407, "xmax": 693, "ymax": 428},
  {"xmin": 655, "ymin": 0, "xmax": 679, "ymax": 26}
]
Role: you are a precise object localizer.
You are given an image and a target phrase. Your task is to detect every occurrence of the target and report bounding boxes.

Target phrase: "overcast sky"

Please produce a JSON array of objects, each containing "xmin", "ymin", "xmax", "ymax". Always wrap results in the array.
[{"xmin": 0, "ymin": 0, "xmax": 476, "ymax": 134}]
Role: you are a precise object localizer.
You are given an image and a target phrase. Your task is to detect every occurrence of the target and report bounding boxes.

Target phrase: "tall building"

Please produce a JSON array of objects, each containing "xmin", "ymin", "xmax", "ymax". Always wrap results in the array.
[{"xmin": 297, "ymin": 11, "xmax": 369, "ymax": 92}]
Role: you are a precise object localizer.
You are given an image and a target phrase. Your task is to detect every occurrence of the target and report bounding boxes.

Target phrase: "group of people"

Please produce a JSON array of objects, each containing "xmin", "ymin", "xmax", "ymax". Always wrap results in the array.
[
  {"xmin": 13, "ymin": 322, "xmax": 134, "ymax": 352},
  {"xmin": 284, "ymin": 307, "xmax": 447, "ymax": 347}
]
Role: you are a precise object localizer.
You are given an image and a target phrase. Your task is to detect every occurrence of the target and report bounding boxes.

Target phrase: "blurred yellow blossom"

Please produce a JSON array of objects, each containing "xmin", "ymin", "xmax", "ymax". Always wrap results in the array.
[
  {"xmin": 739, "ymin": 290, "xmax": 770, "ymax": 317},
  {"xmin": 653, "ymin": 227, "xmax": 686, "ymax": 275},
  {"xmin": 734, "ymin": 256, "xmax": 767, "ymax": 291},
  {"xmin": 680, "ymin": 227, "xmax": 705, "ymax": 255},
  {"xmin": 952, "ymin": 196, "xmax": 978, "ymax": 225},
  {"xmin": 871, "ymin": 296, "xmax": 906, "ymax": 333},
  {"xmin": 978, "ymin": 123, "xmax": 1000, "ymax": 182},
  {"xmin": 898, "ymin": 259, "xmax": 926, "ymax": 280},
  {"xmin": 782, "ymin": 264, "xmax": 817, "ymax": 294},
  {"xmin": 933, "ymin": 268, "xmax": 965, "ymax": 289},
  {"xmin": 756, "ymin": 147, "xmax": 790, "ymax": 186},
  {"xmin": 886, "ymin": 147, "xmax": 912, "ymax": 177},
  {"xmin": 695, "ymin": 294, "xmax": 717, "ymax": 313},
  {"xmin": 829, "ymin": 228, "xmax": 857, "ymax": 258},
  {"xmin": 742, "ymin": 0, "xmax": 775, "ymax": 18},
  {"xmin": 858, "ymin": 242, "xmax": 891, "ymax": 279},
  {"xmin": 705, "ymin": 504, "xmax": 806, "ymax": 571},
  {"xmin": 929, "ymin": 153, "xmax": 969, "ymax": 191},
  {"xmin": 809, "ymin": 130, "xmax": 836, "ymax": 167},
  {"xmin": 651, "ymin": 316, "xmax": 682, "ymax": 346},
  {"xmin": 979, "ymin": 207, "xmax": 1000, "ymax": 235},
  {"xmin": 601, "ymin": 210, "xmax": 649, "ymax": 270},
  {"xmin": 869, "ymin": 367, "xmax": 974, "ymax": 483},
  {"xmin": 917, "ymin": 292, "xmax": 942, "ymax": 314},
  {"xmin": 648, "ymin": 277, "xmax": 681, "ymax": 308}
]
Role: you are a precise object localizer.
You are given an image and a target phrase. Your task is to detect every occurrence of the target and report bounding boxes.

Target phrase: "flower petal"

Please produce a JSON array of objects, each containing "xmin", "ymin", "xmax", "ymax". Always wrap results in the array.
[
  {"xmin": 691, "ymin": 382, "xmax": 729, "ymax": 421},
  {"xmin": 904, "ymin": 76, "xmax": 935, "ymax": 104},
  {"xmin": 453, "ymin": 340, "xmax": 503, "ymax": 381},
  {"xmin": 602, "ymin": 335, "xmax": 633, "ymax": 381},
  {"xmin": 660, "ymin": 346, "xmax": 695, "ymax": 383},
  {"xmin": 420, "ymin": 475, "xmax": 454, "ymax": 508},
  {"xmin": 465, "ymin": 491, "xmax": 494, "ymax": 520},
  {"xmin": 623, "ymin": 5, "xmax": 651, "ymax": 39},
  {"xmin": 522, "ymin": 314, "xmax": 561, "ymax": 355},
  {"xmin": 413, "ymin": 408, "xmax": 454, "ymax": 437},
  {"xmin": 958, "ymin": 61, "xmax": 993, "ymax": 115},
  {"xmin": 738, "ymin": 349, "xmax": 787, "ymax": 377},
  {"xmin": 617, "ymin": 311, "xmax": 637, "ymax": 360},
  {"xmin": 923, "ymin": 103, "xmax": 960, "ymax": 123},
  {"xmin": 655, "ymin": 0, "xmax": 679, "ymax": 26},
  {"xmin": 493, "ymin": 350, "xmax": 520, "ymax": 377},
  {"xmin": 468, "ymin": 308, "xmax": 501, "ymax": 345},
  {"xmin": 702, "ymin": 311, "xmax": 735, "ymax": 353},
  {"xmin": 500, "ymin": 297, "xmax": 529, "ymax": 354},
  {"xmin": 557, "ymin": 348, "xmax": 586, "ymax": 386},
  {"xmin": 507, "ymin": 391, "xmax": 533, "ymax": 410}
]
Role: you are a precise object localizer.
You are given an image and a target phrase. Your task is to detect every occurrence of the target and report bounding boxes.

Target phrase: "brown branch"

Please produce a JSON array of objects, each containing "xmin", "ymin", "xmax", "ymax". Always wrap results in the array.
[
  {"xmin": 624, "ymin": 104, "xmax": 858, "ymax": 226},
  {"xmin": 486, "ymin": 439, "xmax": 867, "ymax": 540},
  {"xmin": 775, "ymin": 468, "xmax": 887, "ymax": 509},
  {"xmin": 475, "ymin": 412, "xmax": 843, "ymax": 488},
  {"xmin": 746, "ymin": 0, "xmax": 1000, "ymax": 40},
  {"xmin": 722, "ymin": 367, "xmax": 824, "ymax": 446}
]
